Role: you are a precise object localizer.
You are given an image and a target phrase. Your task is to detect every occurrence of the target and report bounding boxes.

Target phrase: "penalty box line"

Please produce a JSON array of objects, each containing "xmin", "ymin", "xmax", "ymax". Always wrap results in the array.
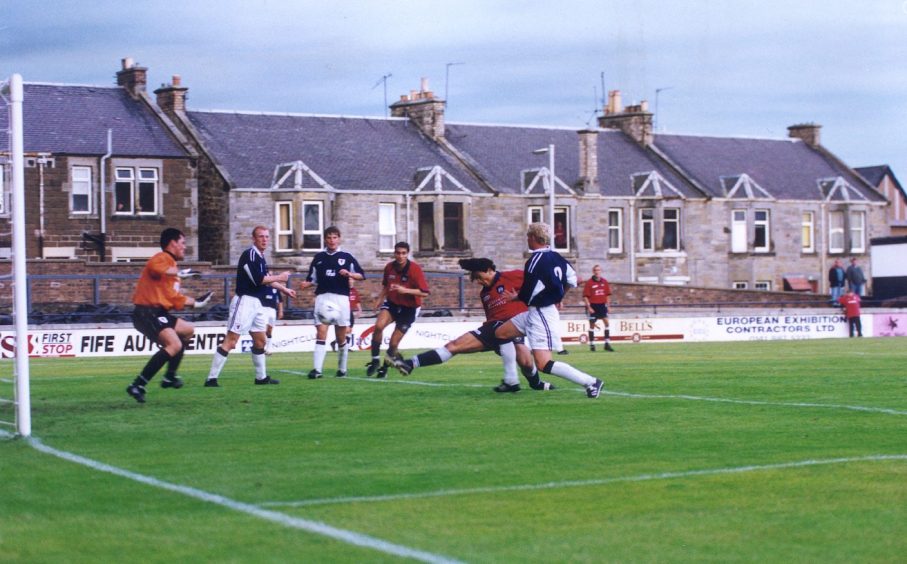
[
  {"xmin": 261, "ymin": 453, "xmax": 907, "ymax": 509},
  {"xmin": 18, "ymin": 434, "xmax": 463, "ymax": 564},
  {"xmin": 276, "ymin": 370, "xmax": 907, "ymax": 417}
]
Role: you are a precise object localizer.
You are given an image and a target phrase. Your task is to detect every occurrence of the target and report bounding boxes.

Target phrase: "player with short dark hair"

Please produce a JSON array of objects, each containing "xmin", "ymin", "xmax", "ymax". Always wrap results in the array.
[
  {"xmin": 583, "ymin": 264, "xmax": 614, "ymax": 352},
  {"xmin": 126, "ymin": 228, "xmax": 213, "ymax": 403},
  {"xmin": 204, "ymin": 226, "xmax": 295, "ymax": 387},
  {"xmin": 367, "ymin": 241, "xmax": 430, "ymax": 378},
  {"xmin": 390, "ymin": 258, "xmax": 554, "ymax": 392},
  {"xmin": 495, "ymin": 223, "xmax": 603, "ymax": 398},
  {"xmin": 299, "ymin": 226, "xmax": 364, "ymax": 378}
]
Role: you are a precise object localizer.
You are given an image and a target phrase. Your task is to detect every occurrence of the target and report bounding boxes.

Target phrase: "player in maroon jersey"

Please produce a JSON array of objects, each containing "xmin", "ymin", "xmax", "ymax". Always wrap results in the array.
[
  {"xmin": 582, "ymin": 264, "xmax": 614, "ymax": 351},
  {"xmin": 390, "ymin": 258, "xmax": 554, "ymax": 392},
  {"xmin": 366, "ymin": 242, "xmax": 430, "ymax": 378}
]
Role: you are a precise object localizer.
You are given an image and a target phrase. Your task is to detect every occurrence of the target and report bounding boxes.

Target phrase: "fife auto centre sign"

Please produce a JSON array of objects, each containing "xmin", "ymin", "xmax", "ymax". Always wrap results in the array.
[{"xmin": 0, "ymin": 311, "xmax": 889, "ymax": 359}]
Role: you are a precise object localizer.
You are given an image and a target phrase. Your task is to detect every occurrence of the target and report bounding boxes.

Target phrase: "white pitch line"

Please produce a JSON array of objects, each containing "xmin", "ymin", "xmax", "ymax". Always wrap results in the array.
[
  {"xmin": 261, "ymin": 454, "xmax": 907, "ymax": 508},
  {"xmin": 23, "ymin": 436, "xmax": 463, "ymax": 564},
  {"xmin": 277, "ymin": 371, "xmax": 907, "ymax": 416},
  {"xmin": 602, "ymin": 390, "xmax": 907, "ymax": 416}
]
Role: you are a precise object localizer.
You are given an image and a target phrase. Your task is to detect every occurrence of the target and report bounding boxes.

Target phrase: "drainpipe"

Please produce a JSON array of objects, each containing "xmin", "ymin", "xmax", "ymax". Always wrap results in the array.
[
  {"xmin": 405, "ymin": 194, "xmax": 412, "ymax": 247},
  {"xmin": 99, "ymin": 129, "xmax": 112, "ymax": 261},
  {"xmin": 628, "ymin": 201, "xmax": 637, "ymax": 282},
  {"xmin": 36, "ymin": 154, "xmax": 46, "ymax": 258}
]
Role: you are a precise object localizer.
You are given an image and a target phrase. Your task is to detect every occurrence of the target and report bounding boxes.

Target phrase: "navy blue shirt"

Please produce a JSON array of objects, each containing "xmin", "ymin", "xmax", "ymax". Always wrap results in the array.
[
  {"xmin": 306, "ymin": 249, "xmax": 363, "ymax": 296},
  {"xmin": 518, "ymin": 247, "xmax": 578, "ymax": 307},
  {"xmin": 235, "ymin": 246, "xmax": 272, "ymax": 303},
  {"xmin": 262, "ymin": 286, "xmax": 280, "ymax": 311}
]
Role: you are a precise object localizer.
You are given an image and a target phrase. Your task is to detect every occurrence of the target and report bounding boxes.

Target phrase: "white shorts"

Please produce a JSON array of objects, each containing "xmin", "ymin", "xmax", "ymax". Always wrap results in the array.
[
  {"xmin": 509, "ymin": 305, "xmax": 562, "ymax": 351},
  {"xmin": 226, "ymin": 295, "xmax": 269, "ymax": 335},
  {"xmin": 314, "ymin": 293, "xmax": 352, "ymax": 327},
  {"xmin": 264, "ymin": 306, "xmax": 277, "ymax": 327}
]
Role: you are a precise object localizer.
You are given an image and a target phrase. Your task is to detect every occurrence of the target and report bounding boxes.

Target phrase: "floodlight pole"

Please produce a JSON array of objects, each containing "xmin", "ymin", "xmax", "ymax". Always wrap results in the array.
[
  {"xmin": 532, "ymin": 144, "xmax": 556, "ymax": 229},
  {"xmin": 8, "ymin": 74, "xmax": 31, "ymax": 437}
]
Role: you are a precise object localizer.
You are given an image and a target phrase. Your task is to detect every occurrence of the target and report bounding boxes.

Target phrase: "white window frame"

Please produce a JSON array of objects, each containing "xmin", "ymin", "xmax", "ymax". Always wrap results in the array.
[
  {"xmin": 731, "ymin": 209, "xmax": 747, "ymax": 253},
  {"xmin": 378, "ymin": 203, "xmax": 397, "ymax": 252},
  {"xmin": 137, "ymin": 168, "xmax": 159, "ymax": 215},
  {"xmin": 753, "ymin": 209, "xmax": 770, "ymax": 253},
  {"xmin": 801, "ymin": 211, "xmax": 815, "ymax": 253},
  {"xmin": 639, "ymin": 208, "xmax": 655, "ymax": 252},
  {"xmin": 300, "ymin": 201, "xmax": 324, "ymax": 251},
  {"xmin": 607, "ymin": 208, "xmax": 623, "ymax": 253},
  {"xmin": 0, "ymin": 165, "xmax": 5, "ymax": 215},
  {"xmin": 114, "ymin": 168, "xmax": 135, "ymax": 214},
  {"xmin": 275, "ymin": 201, "xmax": 293, "ymax": 252},
  {"xmin": 829, "ymin": 210, "xmax": 845, "ymax": 253},
  {"xmin": 71, "ymin": 166, "xmax": 92, "ymax": 215},
  {"xmin": 527, "ymin": 205, "xmax": 570, "ymax": 251},
  {"xmin": 755, "ymin": 280, "xmax": 772, "ymax": 291},
  {"xmin": 733, "ymin": 281, "xmax": 748, "ymax": 290},
  {"xmin": 662, "ymin": 208, "xmax": 680, "ymax": 251},
  {"xmin": 849, "ymin": 211, "xmax": 865, "ymax": 253}
]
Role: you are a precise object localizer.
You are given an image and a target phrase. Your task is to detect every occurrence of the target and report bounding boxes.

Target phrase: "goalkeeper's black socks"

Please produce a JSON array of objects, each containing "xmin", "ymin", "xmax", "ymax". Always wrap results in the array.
[{"xmin": 137, "ymin": 348, "xmax": 172, "ymax": 384}]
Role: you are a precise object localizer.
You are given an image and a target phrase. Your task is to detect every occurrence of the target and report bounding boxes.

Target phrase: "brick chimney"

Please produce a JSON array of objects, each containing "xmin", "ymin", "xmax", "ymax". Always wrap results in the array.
[
  {"xmin": 154, "ymin": 75, "xmax": 189, "ymax": 113},
  {"xmin": 787, "ymin": 123, "xmax": 822, "ymax": 148},
  {"xmin": 116, "ymin": 57, "xmax": 147, "ymax": 99},
  {"xmin": 389, "ymin": 78, "xmax": 446, "ymax": 139},
  {"xmin": 577, "ymin": 129, "xmax": 599, "ymax": 194},
  {"xmin": 597, "ymin": 90, "xmax": 653, "ymax": 146}
]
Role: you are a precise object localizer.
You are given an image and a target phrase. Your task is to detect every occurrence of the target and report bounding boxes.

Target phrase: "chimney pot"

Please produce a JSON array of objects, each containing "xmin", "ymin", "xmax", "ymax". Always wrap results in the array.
[
  {"xmin": 172, "ymin": 75, "xmax": 181, "ymax": 87},
  {"xmin": 420, "ymin": 77, "xmax": 429, "ymax": 92}
]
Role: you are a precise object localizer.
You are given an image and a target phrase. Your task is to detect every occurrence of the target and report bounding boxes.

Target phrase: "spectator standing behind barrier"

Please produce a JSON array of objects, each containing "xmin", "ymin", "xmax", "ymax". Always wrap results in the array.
[
  {"xmin": 838, "ymin": 288, "xmax": 863, "ymax": 337},
  {"xmin": 126, "ymin": 228, "xmax": 213, "ymax": 403},
  {"xmin": 828, "ymin": 259, "xmax": 846, "ymax": 305},
  {"xmin": 845, "ymin": 258, "xmax": 866, "ymax": 296}
]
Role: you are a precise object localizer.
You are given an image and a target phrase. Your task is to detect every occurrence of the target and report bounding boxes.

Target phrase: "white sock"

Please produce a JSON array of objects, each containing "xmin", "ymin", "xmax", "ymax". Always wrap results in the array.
[
  {"xmin": 436, "ymin": 347, "xmax": 453, "ymax": 363},
  {"xmin": 499, "ymin": 342, "xmax": 519, "ymax": 385},
  {"xmin": 548, "ymin": 361, "xmax": 597, "ymax": 387},
  {"xmin": 338, "ymin": 343, "xmax": 349, "ymax": 372},
  {"xmin": 207, "ymin": 350, "xmax": 228, "ymax": 380},
  {"xmin": 252, "ymin": 351, "xmax": 266, "ymax": 379},
  {"xmin": 313, "ymin": 342, "xmax": 327, "ymax": 373}
]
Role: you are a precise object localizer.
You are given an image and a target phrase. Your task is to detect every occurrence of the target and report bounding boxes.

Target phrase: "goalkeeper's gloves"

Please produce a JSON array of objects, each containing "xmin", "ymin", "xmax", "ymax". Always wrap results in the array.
[
  {"xmin": 194, "ymin": 291, "xmax": 213, "ymax": 309},
  {"xmin": 178, "ymin": 268, "xmax": 202, "ymax": 279}
]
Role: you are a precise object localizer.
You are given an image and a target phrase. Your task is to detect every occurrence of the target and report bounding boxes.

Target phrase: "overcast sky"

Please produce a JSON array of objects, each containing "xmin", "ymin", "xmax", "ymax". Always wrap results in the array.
[{"xmin": 2, "ymin": 0, "xmax": 905, "ymax": 179}]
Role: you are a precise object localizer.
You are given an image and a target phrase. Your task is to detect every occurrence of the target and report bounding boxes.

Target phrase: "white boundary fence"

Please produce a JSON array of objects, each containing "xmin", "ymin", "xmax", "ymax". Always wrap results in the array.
[{"xmin": 2, "ymin": 310, "xmax": 904, "ymax": 359}]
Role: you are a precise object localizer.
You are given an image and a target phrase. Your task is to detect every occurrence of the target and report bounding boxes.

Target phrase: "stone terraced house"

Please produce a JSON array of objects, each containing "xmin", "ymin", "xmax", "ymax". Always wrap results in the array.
[{"xmin": 2, "ymin": 59, "xmax": 898, "ymax": 295}]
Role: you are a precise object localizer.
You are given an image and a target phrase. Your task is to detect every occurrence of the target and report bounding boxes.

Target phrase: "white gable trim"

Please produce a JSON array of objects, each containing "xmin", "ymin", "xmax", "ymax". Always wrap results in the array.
[
  {"xmin": 632, "ymin": 171, "xmax": 685, "ymax": 199},
  {"xmin": 270, "ymin": 160, "xmax": 334, "ymax": 191},
  {"xmin": 722, "ymin": 173, "xmax": 774, "ymax": 200},
  {"xmin": 819, "ymin": 176, "xmax": 869, "ymax": 202},
  {"xmin": 414, "ymin": 166, "xmax": 470, "ymax": 193}
]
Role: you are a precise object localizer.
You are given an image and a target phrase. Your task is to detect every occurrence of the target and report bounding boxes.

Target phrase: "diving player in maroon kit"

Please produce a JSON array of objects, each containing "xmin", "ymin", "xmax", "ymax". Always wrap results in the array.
[{"xmin": 390, "ymin": 257, "xmax": 554, "ymax": 392}]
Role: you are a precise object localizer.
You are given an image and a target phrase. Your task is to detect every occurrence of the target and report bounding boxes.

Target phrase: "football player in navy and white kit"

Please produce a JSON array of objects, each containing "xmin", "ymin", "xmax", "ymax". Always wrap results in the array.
[
  {"xmin": 204, "ymin": 226, "xmax": 295, "ymax": 387},
  {"xmin": 391, "ymin": 257, "xmax": 553, "ymax": 392},
  {"xmin": 495, "ymin": 223, "xmax": 604, "ymax": 398},
  {"xmin": 299, "ymin": 226, "xmax": 364, "ymax": 378}
]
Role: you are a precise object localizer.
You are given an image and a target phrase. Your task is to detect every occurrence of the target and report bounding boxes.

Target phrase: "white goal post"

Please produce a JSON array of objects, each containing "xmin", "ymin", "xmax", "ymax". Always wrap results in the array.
[{"xmin": 2, "ymin": 74, "xmax": 31, "ymax": 437}]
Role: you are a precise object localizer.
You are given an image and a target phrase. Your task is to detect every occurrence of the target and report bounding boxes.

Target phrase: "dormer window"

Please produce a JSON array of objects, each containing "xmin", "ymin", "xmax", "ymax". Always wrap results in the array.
[
  {"xmin": 632, "ymin": 171, "xmax": 684, "ymax": 199},
  {"xmin": 720, "ymin": 174, "xmax": 773, "ymax": 199}
]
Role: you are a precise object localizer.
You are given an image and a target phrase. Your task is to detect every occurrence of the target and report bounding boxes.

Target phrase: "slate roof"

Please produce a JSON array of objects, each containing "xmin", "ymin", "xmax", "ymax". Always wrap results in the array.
[
  {"xmin": 653, "ymin": 134, "xmax": 885, "ymax": 202},
  {"xmin": 855, "ymin": 165, "xmax": 906, "ymax": 200},
  {"xmin": 0, "ymin": 83, "xmax": 186, "ymax": 158},
  {"xmin": 185, "ymin": 111, "xmax": 489, "ymax": 193},
  {"xmin": 443, "ymin": 123, "xmax": 700, "ymax": 198}
]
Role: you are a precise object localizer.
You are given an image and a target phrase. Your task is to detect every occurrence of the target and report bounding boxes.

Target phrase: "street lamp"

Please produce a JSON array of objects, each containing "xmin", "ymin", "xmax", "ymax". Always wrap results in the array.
[{"xmin": 532, "ymin": 144, "xmax": 556, "ymax": 230}]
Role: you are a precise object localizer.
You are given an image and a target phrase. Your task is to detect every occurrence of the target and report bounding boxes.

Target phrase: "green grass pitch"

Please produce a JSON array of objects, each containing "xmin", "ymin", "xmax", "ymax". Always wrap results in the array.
[{"xmin": 2, "ymin": 338, "xmax": 906, "ymax": 562}]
